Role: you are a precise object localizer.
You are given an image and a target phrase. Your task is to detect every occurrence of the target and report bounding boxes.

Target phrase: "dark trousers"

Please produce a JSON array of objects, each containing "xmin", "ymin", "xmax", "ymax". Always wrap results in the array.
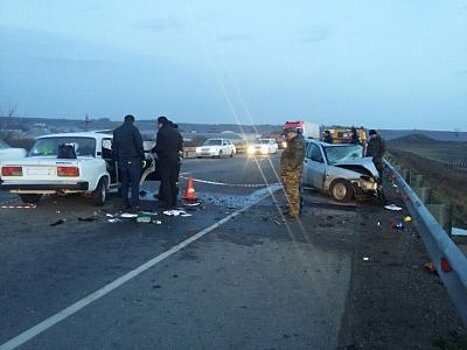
[
  {"xmin": 158, "ymin": 161, "xmax": 181, "ymax": 199},
  {"xmin": 119, "ymin": 159, "xmax": 141, "ymax": 207},
  {"xmin": 159, "ymin": 158, "xmax": 178, "ymax": 209}
]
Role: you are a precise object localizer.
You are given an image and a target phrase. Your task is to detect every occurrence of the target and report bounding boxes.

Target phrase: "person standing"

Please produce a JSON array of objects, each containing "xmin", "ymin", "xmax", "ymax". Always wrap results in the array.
[
  {"xmin": 172, "ymin": 123, "xmax": 184, "ymax": 196},
  {"xmin": 112, "ymin": 114, "xmax": 144, "ymax": 209},
  {"xmin": 153, "ymin": 116, "xmax": 180, "ymax": 209},
  {"xmin": 349, "ymin": 127, "xmax": 360, "ymax": 145},
  {"xmin": 321, "ymin": 130, "xmax": 333, "ymax": 144},
  {"xmin": 280, "ymin": 127, "xmax": 306, "ymax": 219},
  {"xmin": 366, "ymin": 129, "xmax": 386, "ymax": 179}
]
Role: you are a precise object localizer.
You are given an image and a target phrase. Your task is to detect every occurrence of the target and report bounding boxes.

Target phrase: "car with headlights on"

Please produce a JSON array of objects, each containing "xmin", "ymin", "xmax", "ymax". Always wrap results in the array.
[
  {"xmin": 0, "ymin": 132, "xmax": 157, "ymax": 205},
  {"xmin": 303, "ymin": 140, "xmax": 381, "ymax": 202},
  {"xmin": 195, "ymin": 138, "xmax": 236, "ymax": 158},
  {"xmin": 247, "ymin": 139, "xmax": 278, "ymax": 156}
]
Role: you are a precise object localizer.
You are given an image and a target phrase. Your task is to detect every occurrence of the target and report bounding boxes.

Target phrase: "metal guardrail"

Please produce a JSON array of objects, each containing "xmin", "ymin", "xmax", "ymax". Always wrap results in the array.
[{"xmin": 385, "ymin": 160, "xmax": 467, "ymax": 326}]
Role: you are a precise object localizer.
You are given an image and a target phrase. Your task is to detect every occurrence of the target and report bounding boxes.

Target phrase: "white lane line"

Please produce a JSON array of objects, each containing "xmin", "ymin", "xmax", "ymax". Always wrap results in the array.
[{"xmin": 0, "ymin": 184, "xmax": 280, "ymax": 350}]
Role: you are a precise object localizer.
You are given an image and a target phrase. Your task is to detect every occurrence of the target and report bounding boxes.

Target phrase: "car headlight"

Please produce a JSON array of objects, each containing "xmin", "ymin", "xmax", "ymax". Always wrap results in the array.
[
  {"xmin": 247, "ymin": 146, "xmax": 255, "ymax": 154},
  {"xmin": 195, "ymin": 147, "xmax": 201, "ymax": 153}
]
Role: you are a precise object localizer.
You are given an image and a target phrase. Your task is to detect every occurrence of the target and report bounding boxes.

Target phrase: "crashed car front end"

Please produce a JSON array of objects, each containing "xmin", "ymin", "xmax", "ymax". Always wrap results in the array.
[{"xmin": 325, "ymin": 158, "xmax": 380, "ymax": 197}]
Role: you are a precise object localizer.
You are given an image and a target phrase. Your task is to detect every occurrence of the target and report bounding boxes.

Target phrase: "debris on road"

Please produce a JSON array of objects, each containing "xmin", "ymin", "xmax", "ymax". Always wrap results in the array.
[
  {"xmin": 139, "ymin": 211, "xmax": 158, "ymax": 216},
  {"xmin": 362, "ymin": 257, "xmax": 370, "ymax": 261},
  {"xmin": 384, "ymin": 204, "xmax": 403, "ymax": 211},
  {"xmin": 163, "ymin": 210, "xmax": 192, "ymax": 217},
  {"xmin": 78, "ymin": 217, "xmax": 97, "ymax": 222},
  {"xmin": 136, "ymin": 216, "xmax": 152, "ymax": 223},
  {"xmin": 424, "ymin": 261, "xmax": 437, "ymax": 275},
  {"xmin": 120, "ymin": 213, "xmax": 138, "ymax": 218},
  {"xmin": 108, "ymin": 218, "xmax": 121, "ymax": 223},
  {"xmin": 50, "ymin": 219, "xmax": 66, "ymax": 226},
  {"xmin": 403, "ymin": 216, "xmax": 412, "ymax": 223},
  {"xmin": 452, "ymin": 227, "xmax": 467, "ymax": 237}
]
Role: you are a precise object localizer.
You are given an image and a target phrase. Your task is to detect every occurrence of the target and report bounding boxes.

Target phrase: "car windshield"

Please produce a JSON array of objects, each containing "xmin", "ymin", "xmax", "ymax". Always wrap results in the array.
[
  {"xmin": 203, "ymin": 140, "xmax": 222, "ymax": 146},
  {"xmin": 258, "ymin": 140, "xmax": 270, "ymax": 144},
  {"xmin": 0, "ymin": 138, "xmax": 10, "ymax": 149},
  {"xmin": 29, "ymin": 137, "xmax": 96, "ymax": 157},
  {"xmin": 324, "ymin": 144, "xmax": 363, "ymax": 163}
]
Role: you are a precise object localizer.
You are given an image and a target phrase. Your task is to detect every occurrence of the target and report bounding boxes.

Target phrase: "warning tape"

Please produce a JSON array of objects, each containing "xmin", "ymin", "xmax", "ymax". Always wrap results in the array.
[
  {"xmin": 180, "ymin": 176, "xmax": 278, "ymax": 188},
  {"xmin": 0, "ymin": 197, "xmax": 37, "ymax": 209},
  {"xmin": 0, "ymin": 204, "xmax": 37, "ymax": 209}
]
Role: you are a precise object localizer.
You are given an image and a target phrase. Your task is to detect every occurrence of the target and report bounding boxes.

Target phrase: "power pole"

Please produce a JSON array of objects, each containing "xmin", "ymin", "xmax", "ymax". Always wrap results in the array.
[{"xmin": 84, "ymin": 114, "xmax": 92, "ymax": 131}]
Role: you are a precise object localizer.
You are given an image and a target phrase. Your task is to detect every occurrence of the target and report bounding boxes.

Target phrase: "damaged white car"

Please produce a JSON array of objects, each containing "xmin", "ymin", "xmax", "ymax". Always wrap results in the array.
[
  {"xmin": 0, "ymin": 132, "xmax": 157, "ymax": 206},
  {"xmin": 303, "ymin": 140, "xmax": 381, "ymax": 202}
]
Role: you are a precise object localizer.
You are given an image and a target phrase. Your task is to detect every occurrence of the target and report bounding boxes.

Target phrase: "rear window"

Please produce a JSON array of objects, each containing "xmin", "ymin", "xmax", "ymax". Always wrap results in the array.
[
  {"xmin": 203, "ymin": 139, "xmax": 222, "ymax": 146},
  {"xmin": 29, "ymin": 137, "xmax": 96, "ymax": 157}
]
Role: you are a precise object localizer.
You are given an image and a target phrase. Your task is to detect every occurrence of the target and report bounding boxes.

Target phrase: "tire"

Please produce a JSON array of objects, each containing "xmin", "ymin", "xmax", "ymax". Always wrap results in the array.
[
  {"xmin": 329, "ymin": 179, "xmax": 353, "ymax": 203},
  {"xmin": 92, "ymin": 178, "xmax": 107, "ymax": 206},
  {"xmin": 19, "ymin": 194, "xmax": 42, "ymax": 204}
]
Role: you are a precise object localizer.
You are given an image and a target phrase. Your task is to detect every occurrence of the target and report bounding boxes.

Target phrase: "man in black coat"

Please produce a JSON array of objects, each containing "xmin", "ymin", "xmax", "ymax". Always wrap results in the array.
[
  {"xmin": 112, "ymin": 114, "xmax": 144, "ymax": 209},
  {"xmin": 366, "ymin": 129, "xmax": 386, "ymax": 179},
  {"xmin": 153, "ymin": 116, "xmax": 181, "ymax": 209}
]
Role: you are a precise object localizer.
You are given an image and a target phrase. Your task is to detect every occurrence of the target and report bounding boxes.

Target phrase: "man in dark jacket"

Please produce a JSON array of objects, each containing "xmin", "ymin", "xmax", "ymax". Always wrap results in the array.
[
  {"xmin": 153, "ymin": 116, "xmax": 180, "ymax": 209},
  {"xmin": 349, "ymin": 127, "xmax": 360, "ymax": 145},
  {"xmin": 280, "ymin": 127, "xmax": 306, "ymax": 219},
  {"xmin": 321, "ymin": 130, "xmax": 333, "ymax": 144},
  {"xmin": 366, "ymin": 129, "xmax": 386, "ymax": 179},
  {"xmin": 112, "ymin": 114, "xmax": 144, "ymax": 209}
]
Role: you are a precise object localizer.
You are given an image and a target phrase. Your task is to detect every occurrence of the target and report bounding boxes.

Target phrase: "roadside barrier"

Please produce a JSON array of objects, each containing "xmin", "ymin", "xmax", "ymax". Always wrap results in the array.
[{"xmin": 385, "ymin": 159, "xmax": 467, "ymax": 326}]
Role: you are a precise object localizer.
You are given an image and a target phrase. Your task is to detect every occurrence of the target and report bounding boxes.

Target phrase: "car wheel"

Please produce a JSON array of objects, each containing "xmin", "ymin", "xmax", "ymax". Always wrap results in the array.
[
  {"xmin": 19, "ymin": 194, "xmax": 42, "ymax": 204},
  {"xmin": 92, "ymin": 178, "xmax": 107, "ymax": 206},
  {"xmin": 329, "ymin": 179, "xmax": 353, "ymax": 202}
]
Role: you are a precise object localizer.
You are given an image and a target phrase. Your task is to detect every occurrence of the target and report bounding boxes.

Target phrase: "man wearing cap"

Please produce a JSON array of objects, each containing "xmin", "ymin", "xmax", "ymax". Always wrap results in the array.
[
  {"xmin": 112, "ymin": 114, "xmax": 144, "ymax": 209},
  {"xmin": 366, "ymin": 129, "xmax": 386, "ymax": 179},
  {"xmin": 280, "ymin": 127, "xmax": 306, "ymax": 219},
  {"xmin": 153, "ymin": 116, "xmax": 180, "ymax": 209}
]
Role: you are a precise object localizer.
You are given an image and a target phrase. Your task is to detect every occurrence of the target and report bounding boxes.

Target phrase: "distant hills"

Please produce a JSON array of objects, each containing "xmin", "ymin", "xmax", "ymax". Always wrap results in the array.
[
  {"xmin": 378, "ymin": 129, "xmax": 467, "ymax": 142},
  {"xmin": 1, "ymin": 116, "xmax": 466, "ymax": 142}
]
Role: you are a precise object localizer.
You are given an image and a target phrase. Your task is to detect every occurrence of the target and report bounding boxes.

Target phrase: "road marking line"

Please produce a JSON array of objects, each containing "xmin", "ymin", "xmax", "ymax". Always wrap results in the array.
[{"xmin": 0, "ymin": 184, "xmax": 280, "ymax": 350}]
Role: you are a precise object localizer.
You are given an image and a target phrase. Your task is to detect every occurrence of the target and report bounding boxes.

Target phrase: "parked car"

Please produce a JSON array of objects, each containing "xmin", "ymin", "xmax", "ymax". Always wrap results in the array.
[
  {"xmin": 0, "ymin": 138, "xmax": 27, "ymax": 162},
  {"xmin": 195, "ymin": 138, "xmax": 236, "ymax": 158},
  {"xmin": 0, "ymin": 132, "xmax": 156, "ymax": 206},
  {"xmin": 247, "ymin": 139, "xmax": 278, "ymax": 155},
  {"xmin": 302, "ymin": 140, "xmax": 380, "ymax": 202}
]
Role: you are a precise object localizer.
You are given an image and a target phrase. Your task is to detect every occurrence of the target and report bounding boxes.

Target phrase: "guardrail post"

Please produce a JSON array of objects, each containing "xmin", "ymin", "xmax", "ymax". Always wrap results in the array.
[
  {"xmin": 427, "ymin": 203, "xmax": 453, "ymax": 235},
  {"xmin": 402, "ymin": 169, "xmax": 411, "ymax": 184},
  {"xmin": 418, "ymin": 187, "xmax": 432, "ymax": 204},
  {"xmin": 412, "ymin": 174, "xmax": 424, "ymax": 188}
]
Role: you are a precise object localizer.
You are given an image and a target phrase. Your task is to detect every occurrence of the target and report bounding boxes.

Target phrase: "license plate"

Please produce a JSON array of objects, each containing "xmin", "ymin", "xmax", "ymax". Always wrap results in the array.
[{"xmin": 25, "ymin": 167, "xmax": 57, "ymax": 176}]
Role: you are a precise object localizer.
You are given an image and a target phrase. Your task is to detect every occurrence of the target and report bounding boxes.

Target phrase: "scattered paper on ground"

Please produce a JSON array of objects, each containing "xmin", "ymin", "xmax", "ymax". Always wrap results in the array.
[{"xmin": 384, "ymin": 204, "xmax": 403, "ymax": 211}]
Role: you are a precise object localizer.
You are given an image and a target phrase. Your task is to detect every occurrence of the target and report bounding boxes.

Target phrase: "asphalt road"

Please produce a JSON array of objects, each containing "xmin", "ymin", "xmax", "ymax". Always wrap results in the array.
[{"xmin": 0, "ymin": 154, "xmax": 461, "ymax": 349}]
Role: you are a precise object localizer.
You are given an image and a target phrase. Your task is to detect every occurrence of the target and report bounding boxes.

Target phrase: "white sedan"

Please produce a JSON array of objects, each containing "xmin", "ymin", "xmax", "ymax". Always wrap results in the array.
[
  {"xmin": 0, "ymin": 132, "xmax": 157, "ymax": 206},
  {"xmin": 196, "ymin": 138, "xmax": 236, "ymax": 158},
  {"xmin": 0, "ymin": 138, "xmax": 27, "ymax": 162},
  {"xmin": 247, "ymin": 139, "xmax": 278, "ymax": 155}
]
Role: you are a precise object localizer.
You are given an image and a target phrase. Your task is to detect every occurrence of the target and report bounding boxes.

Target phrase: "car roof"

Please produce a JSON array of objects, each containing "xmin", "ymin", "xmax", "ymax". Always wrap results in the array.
[{"xmin": 36, "ymin": 131, "xmax": 112, "ymax": 140}]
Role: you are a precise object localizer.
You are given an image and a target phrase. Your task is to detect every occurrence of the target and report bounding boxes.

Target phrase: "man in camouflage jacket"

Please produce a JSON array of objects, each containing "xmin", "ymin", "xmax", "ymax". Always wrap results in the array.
[{"xmin": 280, "ymin": 128, "xmax": 306, "ymax": 219}]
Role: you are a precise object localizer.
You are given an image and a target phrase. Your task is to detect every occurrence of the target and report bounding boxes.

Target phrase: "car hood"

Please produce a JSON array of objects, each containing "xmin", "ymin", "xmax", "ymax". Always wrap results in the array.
[{"xmin": 332, "ymin": 158, "xmax": 379, "ymax": 178}]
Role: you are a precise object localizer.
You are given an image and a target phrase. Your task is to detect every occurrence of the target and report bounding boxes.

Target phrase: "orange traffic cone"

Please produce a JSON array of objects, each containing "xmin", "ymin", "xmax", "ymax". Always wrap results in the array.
[{"xmin": 183, "ymin": 176, "xmax": 199, "ymax": 202}]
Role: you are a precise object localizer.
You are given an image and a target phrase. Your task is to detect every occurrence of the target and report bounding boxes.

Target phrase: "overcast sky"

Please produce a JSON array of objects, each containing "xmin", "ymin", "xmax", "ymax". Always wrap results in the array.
[{"xmin": 0, "ymin": 1, "xmax": 466, "ymax": 130}]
